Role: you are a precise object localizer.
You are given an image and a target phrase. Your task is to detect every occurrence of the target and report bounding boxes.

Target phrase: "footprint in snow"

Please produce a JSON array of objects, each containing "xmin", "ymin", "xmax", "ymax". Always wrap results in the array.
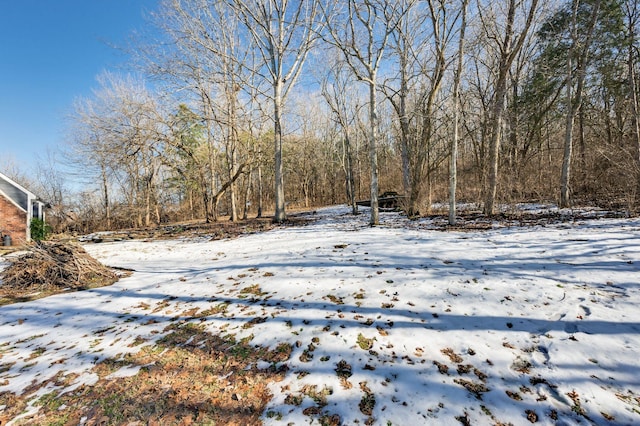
[
  {"xmin": 578, "ymin": 305, "xmax": 591, "ymax": 317},
  {"xmin": 532, "ymin": 345, "xmax": 550, "ymax": 364}
]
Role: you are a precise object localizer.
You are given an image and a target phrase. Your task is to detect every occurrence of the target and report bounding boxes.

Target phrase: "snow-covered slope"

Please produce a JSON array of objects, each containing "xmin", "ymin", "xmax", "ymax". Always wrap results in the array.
[{"xmin": 1, "ymin": 206, "xmax": 639, "ymax": 425}]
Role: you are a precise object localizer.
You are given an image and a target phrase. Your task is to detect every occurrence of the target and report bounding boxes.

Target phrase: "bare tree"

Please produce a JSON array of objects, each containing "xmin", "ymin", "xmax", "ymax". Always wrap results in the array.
[
  {"xmin": 560, "ymin": 0, "xmax": 601, "ymax": 208},
  {"xmin": 67, "ymin": 95, "xmax": 114, "ymax": 229},
  {"xmin": 320, "ymin": 53, "xmax": 361, "ymax": 215},
  {"xmin": 382, "ymin": 0, "xmax": 422, "ymax": 215},
  {"xmin": 378, "ymin": 0, "xmax": 463, "ymax": 217},
  {"xmin": 480, "ymin": 0, "xmax": 540, "ymax": 215},
  {"xmin": 0, "ymin": 158, "xmax": 31, "ymax": 186},
  {"xmin": 33, "ymin": 149, "xmax": 71, "ymax": 233},
  {"xmin": 450, "ymin": 0, "xmax": 469, "ymax": 225},
  {"xmin": 67, "ymin": 72, "xmax": 162, "ymax": 229},
  {"xmin": 322, "ymin": 0, "xmax": 404, "ymax": 225},
  {"xmin": 228, "ymin": 0, "xmax": 323, "ymax": 223},
  {"xmin": 624, "ymin": 0, "xmax": 640, "ymax": 185},
  {"xmin": 142, "ymin": 0, "xmax": 264, "ymax": 222}
]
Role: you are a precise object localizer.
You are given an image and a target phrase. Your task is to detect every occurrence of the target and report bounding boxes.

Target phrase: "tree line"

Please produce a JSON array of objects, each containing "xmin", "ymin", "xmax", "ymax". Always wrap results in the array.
[{"xmin": 15, "ymin": 0, "xmax": 640, "ymax": 233}]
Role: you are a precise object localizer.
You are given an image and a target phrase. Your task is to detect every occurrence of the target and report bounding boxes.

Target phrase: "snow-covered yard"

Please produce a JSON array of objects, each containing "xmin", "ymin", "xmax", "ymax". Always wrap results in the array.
[{"xmin": 1, "ymin": 206, "xmax": 640, "ymax": 425}]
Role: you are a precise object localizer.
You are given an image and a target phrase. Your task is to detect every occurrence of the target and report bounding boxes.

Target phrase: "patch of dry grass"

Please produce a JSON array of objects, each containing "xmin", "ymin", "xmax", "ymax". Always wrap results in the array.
[{"xmin": 1, "ymin": 322, "xmax": 291, "ymax": 425}]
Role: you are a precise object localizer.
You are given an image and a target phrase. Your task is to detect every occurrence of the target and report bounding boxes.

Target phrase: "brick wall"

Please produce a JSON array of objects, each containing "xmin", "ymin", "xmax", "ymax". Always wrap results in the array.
[{"xmin": 0, "ymin": 195, "xmax": 27, "ymax": 245}]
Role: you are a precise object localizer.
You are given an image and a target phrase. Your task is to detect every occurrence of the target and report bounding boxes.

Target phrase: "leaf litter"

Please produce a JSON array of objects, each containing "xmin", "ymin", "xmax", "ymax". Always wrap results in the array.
[{"xmin": 0, "ymin": 205, "xmax": 639, "ymax": 424}]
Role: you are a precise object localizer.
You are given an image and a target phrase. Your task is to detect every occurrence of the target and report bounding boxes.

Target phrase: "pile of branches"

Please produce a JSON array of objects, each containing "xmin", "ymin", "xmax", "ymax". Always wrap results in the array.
[{"xmin": 0, "ymin": 241, "xmax": 119, "ymax": 294}]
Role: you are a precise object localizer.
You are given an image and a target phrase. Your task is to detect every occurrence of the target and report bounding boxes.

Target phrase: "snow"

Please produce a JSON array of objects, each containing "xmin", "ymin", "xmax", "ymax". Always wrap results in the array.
[{"xmin": 2, "ymin": 205, "xmax": 640, "ymax": 424}]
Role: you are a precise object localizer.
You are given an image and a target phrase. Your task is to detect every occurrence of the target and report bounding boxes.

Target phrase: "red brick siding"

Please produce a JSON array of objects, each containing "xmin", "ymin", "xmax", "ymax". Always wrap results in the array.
[{"xmin": 0, "ymin": 194, "xmax": 27, "ymax": 245}]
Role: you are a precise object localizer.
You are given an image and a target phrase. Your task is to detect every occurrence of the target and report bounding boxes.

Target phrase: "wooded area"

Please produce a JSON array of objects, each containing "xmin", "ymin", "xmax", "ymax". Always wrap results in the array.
[{"xmin": 8, "ymin": 0, "xmax": 640, "ymax": 232}]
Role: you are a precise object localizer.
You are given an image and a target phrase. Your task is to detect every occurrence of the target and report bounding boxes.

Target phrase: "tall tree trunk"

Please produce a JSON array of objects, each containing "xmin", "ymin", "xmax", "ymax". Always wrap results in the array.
[
  {"xmin": 398, "ymin": 58, "xmax": 411, "ymax": 204},
  {"xmin": 229, "ymin": 173, "xmax": 238, "ymax": 221},
  {"xmin": 628, "ymin": 8, "xmax": 640, "ymax": 177},
  {"xmin": 483, "ymin": 0, "xmax": 539, "ymax": 215},
  {"xmin": 145, "ymin": 178, "xmax": 151, "ymax": 227},
  {"xmin": 368, "ymin": 81, "xmax": 380, "ymax": 226},
  {"xmin": 257, "ymin": 164, "xmax": 263, "ymax": 218},
  {"xmin": 578, "ymin": 107, "xmax": 587, "ymax": 187},
  {"xmin": 144, "ymin": 167, "xmax": 155, "ymax": 227},
  {"xmin": 189, "ymin": 190, "xmax": 194, "ymax": 220},
  {"xmin": 484, "ymin": 67, "xmax": 509, "ymax": 215},
  {"xmin": 229, "ymin": 153, "xmax": 238, "ymax": 222},
  {"xmin": 155, "ymin": 203, "xmax": 160, "ymax": 225},
  {"xmin": 631, "ymin": 64, "xmax": 640, "ymax": 167},
  {"xmin": 200, "ymin": 168, "xmax": 210, "ymax": 223},
  {"xmin": 101, "ymin": 165, "xmax": 111, "ymax": 230},
  {"xmin": 561, "ymin": 51, "xmax": 574, "ymax": 207},
  {"xmin": 274, "ymin": 79, "xmax": 286, "ymax": 223},
  {"xmin": 228, "ymin": 85, "xmax": 239, "ymax": 222},
  {"xmin": 345, "ymin": 134, "xmax": 358, "ymax": 215},
  {"xmin": 561, "ymin": 0, "xmax": 600, "ymax": 208},
  {"xmin": 205, "ymin": 114, "xmax": 216, "ymax": 224},
  {"xmin": 449, "ymin": 0, "xmax": 468, "ymax": 226},
  {"xmin": 243, "ymin": 169, "xmax": 252, "ymax": 220},
  {"xmin": 212, "ymin": 195, "xmax": 219, "ymax": 222}
]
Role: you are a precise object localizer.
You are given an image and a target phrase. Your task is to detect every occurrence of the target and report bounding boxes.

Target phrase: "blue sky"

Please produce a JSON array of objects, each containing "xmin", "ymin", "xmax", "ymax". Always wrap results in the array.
[{"xmin": 0, "ymin": 0, "xmax": 157, "ymax": 170}]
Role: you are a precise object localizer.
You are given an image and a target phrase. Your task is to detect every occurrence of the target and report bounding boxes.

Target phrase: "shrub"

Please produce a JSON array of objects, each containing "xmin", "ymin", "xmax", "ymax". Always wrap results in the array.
[{"xmin": 30, "ymin": 218, "xmax": 52, "ymax": 242}]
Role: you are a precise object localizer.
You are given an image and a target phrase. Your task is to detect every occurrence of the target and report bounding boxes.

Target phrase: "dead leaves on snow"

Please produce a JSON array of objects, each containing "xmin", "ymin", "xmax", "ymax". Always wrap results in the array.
[
  {"xmin": 282, "ymin": 383, "xmax": 340, "ymax": 425},
  {"xmin": 442, "ymin": 347, "xmax": 464, "ymax": 363}
]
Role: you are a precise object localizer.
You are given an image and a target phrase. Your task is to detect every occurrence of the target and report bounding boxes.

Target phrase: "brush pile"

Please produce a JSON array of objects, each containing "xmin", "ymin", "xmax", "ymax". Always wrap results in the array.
[{"xmin": 0, "ymin": 241, "xmax": 119, "ymax": 295}]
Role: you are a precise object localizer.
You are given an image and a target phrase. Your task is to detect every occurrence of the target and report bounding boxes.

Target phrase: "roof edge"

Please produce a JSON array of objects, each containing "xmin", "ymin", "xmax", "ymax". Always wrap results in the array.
[
  {"xmin": 0, "ymin": 171, "xmax": 39, "ymax": 200},
  {"xmin": 0, "ymin": 187, "xmax": 28, "ymax": 213}
]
